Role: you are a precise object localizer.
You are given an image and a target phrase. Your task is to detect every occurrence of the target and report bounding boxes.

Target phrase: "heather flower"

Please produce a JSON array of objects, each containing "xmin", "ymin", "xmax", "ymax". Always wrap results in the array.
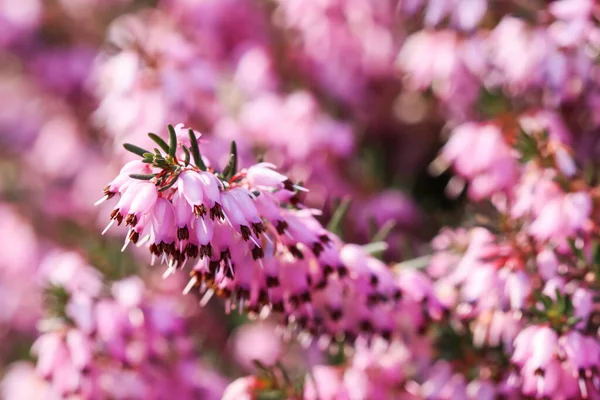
[
  {"xmin": 396, "ymin": 30, "xmax": 481, "ymax": 115},
  {"xmin": 304, "ymin": 365, "xmax": 349, "ymax": 400},
  {"xmin": 510, "ymin": 325, "xmax": 600, "ymax": 398},
  {"xmin": 400, "ymin": 0, "xmax": 488, "ymax": 31},
  {"xmin": 441, "ymin": 121, "xmax": 519, "ymax": 200},
  {"xmin": 486, "ymin": 17, "xmax": 548, "ymax": 93},
  {"xmin": 274, "ymin": 0, "xmax": 397, "ymax": 107},
  {"xmin": 33, "ymin": 264, "xmax": 227, "ymax": 399},
  {"xmin": 0, "ymin": 0, "xmax": 41, "ymax": 47},
  {"xmin": 29, "ymin": 47, "xmax": 96, "ymax": 98},
  {"xmin": 1, "ymin": 362, "xmax": 56, "ymax": 400},
  {"xmin": 100, "ymin": 126, "xmax": 423, "ymax": 345},
  {"xmin": 235, "ymin": 92, "xmax": 354, "ymax": 161},
  {"xmin": 231, "ymin": 324, "xmax": 282, "ymax": 369},
  {"xmin": 511, "ymin": 165, "xmax": 592, "ymax": 244},
  {"xmin": 221, "ymin": 376, "xmax": 258, "ymax": 400},
  {"xmin": 92, "ymin": 11, "xmax": 221, "ymax": 146},
  {"xmin": 0, "ymin": 204, "xmax": 42, "ymax": 332}
]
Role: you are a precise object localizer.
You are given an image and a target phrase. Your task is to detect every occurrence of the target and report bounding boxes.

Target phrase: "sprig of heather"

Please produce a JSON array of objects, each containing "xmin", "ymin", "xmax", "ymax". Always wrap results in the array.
[
  {"xmin": 33, "ymin": 254, "xmax": 226, "ymax": 399},
  {"xmin": 425, "ymin": 115, "xmax": 600, "ymax": 399},
  {"xmin": 98, "ymin": 125, "xmax": 439, "ymax": 346}
]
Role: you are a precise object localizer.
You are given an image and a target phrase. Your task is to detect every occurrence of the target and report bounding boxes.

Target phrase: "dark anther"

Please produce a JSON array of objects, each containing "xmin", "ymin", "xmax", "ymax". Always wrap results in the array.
[
  {"xmin": 193, "ymin": 204, "xmax": 208, "ymax": 218},
  {"xmin": 314, "ymin": 279, "xmax": 327, "ymax": 290},
  {"xmin": 177, "ymin": 226, "xmax": 189, "ymax": 240},
  {"xmin": 251, "ymin": 246, "xmax": 264, "ymax": 260},
  {"xmin": 220, "ymin": 249, "xmax": 231, "ymax": 262},
  {"xmin": 370, "ymin": 275, "xmax": 379, "ymax": 286},
  {"xmin": 209, "ymin": 261, "xmax": 220, "ymax": 274},
  {"xmin": 225, "ymin": 263, "xmax": 235, "ymax": 279},
  {"xmin": 330, "ymin": 309, "xmax": 343, "ymax": 321},
  {"xmin": 312, "ymin": 242, "xmax": 324, "ymax": 257},
  {"xmin": 240, "ymin": 225, "xmax": 251, "ymax": 241},
  {"xmin": 238, "ymin": 287, "xmax": 250, "ymax": 299},
  {"xmin": 288, "ymin": 245, "xmax": 304, "ymax": 259},
  {"xmin": 288, "ymin": 295, "xmax": 299, "ymax": 308},
  {"xmin": 276, "ymin": 220, "xmax": 288, "ymax": 234},
  {"xmin": 319, "ymin": 234, "xmax": 331, "ymax": 244},
  {"xmin": 367, "ymin": 294, "xmax": 380, "ymax": 306},
  {"xmin": 300, "ymin": 291, "xmax": 311, "ymax": 303},
  {"xmin": 360, "ymin": 320, "xmax": 373, "ymax": 332},
  {"xmin": 103, "ymin": 186, "xmax": 116, "ymax": 199},
  {"xmin": 185, "ymin": 243, "xmax": 199, "ymax": 259},
  {"xmin": 252, "ymin": 222, "xmax": 265, "ymax": 236},
  {"xmin": 200, "ymin": 244, "xmax": 213, "ymax": 258},
  {"xmin": 266, "ymin": 276, "xmax": 280, "ymax": 287},
  {"xmin": 125, "ymin": 214, "xmax": 138, "ymax": 227},
  {"xmin": 210, "ymin": 203, "xmax": 224, "ymax": 220},
  {"xmin": 165, "ymin": 242, "xmax": 176, "ymax": 256},
  {"xmin": 149, "ymin": 243, "xmax": 159, "ymax": 256},
  {"xmin": 258, "ymin": 290, "xmax": 268, "ymax": 304},
  {"xmin": 283, "ymin": 179, "xmax": 295, "ymax": 191},
  {"xmin": 129, "ymin": 230, "xmax": 140, "ymax": 244}
]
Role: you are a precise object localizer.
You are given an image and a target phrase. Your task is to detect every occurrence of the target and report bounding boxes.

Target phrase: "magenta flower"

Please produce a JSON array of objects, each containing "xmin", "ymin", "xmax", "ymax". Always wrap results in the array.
[
  {"xmin": 33, "ymin": 262, "xmax": 227, "ymax": 399},
  {"xmin": 442, "ymin": 122, "xmax": 519, "ymax": 200}
]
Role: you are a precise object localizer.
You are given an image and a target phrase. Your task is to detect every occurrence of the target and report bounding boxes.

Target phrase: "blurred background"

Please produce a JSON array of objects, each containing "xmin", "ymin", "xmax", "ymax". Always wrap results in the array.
[{"xmin": 0, "ymin": 0, "xmax": 599, "ymax": 398}]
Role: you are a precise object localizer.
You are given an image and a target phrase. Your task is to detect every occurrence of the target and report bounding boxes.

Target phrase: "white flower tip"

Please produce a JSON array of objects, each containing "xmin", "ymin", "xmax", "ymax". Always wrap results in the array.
[
  {"xmin": 162, "ymin": 266, "xmax": 175, "ymax": 280},
  {"xmin": 293, "ymin": 185, "xmax": 309, "ymax": 192},
  {"xmin": 121, "ymin": 237, "xmax": 131, "ymax": 252},
  {"xmin": 200, "ymin": 288, "xmax": 215, "ymax": 307},
  {"xmin": 101, "ymin": 219, "xmax": 116, "ymax": 235},
  {"xmin": 183, "ymin": 276, "xmax": 198, "ymax": 295},
  {"xmin": 94, "ymin": 195, "xmax": 109, "ymax": 206}
]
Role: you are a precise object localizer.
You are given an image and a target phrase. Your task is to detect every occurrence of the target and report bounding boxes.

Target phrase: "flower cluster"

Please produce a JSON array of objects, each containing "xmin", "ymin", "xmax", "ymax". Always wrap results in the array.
[
  {"xmin": 33, "ymin": 251, "xmax": 226, "ymax": 399},
  {"xmin": 427, "ymin": 116, "xmax": 600, "ymax": 398},
  {"xmin": 99, "ymin": 126, "xmax": 442, "ymax": 348},
  {"xmin": 219, "ymin": 108, "xmax": 600, "ymax": 399}
]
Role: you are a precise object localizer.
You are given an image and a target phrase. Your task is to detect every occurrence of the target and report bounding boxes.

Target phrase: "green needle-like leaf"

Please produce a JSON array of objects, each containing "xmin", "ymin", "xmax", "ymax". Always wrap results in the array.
[
  {"xmin": 182, "ymin": 145, "xmax": 191, "ymax": 166},
  {"xmin": 188, "ymin": 129, "xmax": 206, "ymax": 171},
  {"xmin": 222, "ymin": 141, "xmax": 238, "ymax": 180},
  {"xmin": 371, "ymin": 220, "xmax": 397, "ymax": 243},
  {"xmin": 123, "ymin": 143, "xmax": 151, "ymax": 158},
  {"xmin": 129, "ymin": 173, "xmax": 157, "ymax": 180},
  {"xmin": 168, "ymin": 124, "xmax": 178, "ymax": 158},
  {"xmin": 148, "ymin": 133, "xmax": 170, "ymax": 153},
  {"xmin": 159, "ymin": 176, "xmax": 179, "ymax": 192},
  {"xmin": 326, "ymin": 197, "xmax": 351, "ymax": 235}
]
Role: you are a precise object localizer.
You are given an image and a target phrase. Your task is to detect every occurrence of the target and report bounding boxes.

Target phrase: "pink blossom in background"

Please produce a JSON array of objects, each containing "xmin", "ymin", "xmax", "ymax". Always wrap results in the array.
[
  {"xmin": 0, "ymin": 204, "xmax": 42, "ymax": 332},
  {"xmin": 230, "ymin": 322, "xmax": 283, "ymax": 371},
  {"xmin": 442, "ymin": 122, "xmax": 518, "ymax": 200},
  {"xmin": 0, "ymin": 362, "xmax": 56, "ymax": 400},
  {"xmin": 0, "ymin": 0, "xmax": 41, "ymax": 47},
  {"xmin": 33, "ymin": 260, "xmax": 228, "ymax": 399}
]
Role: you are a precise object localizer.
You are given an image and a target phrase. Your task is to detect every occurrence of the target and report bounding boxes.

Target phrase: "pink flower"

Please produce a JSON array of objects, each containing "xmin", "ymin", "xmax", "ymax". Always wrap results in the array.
[
  {"xmin": 405, "ymin": 0, "xmax": 488, "ymax": 31},
  {"xmin": 230, "ymin": 322, "xmax": 282, "ymax": 371},
  {"xmin": 304, "ymin": 366, "xmax": 349, "ymax": 400},
  {"xmin": 442, "ymin": 122, "xmax": 518, "ymax": 200},
  {"xmin": 397, "ymin": 30, "xmax": 480, "ymax": 114},
  {"xmin": 221, "ymin": 376, "xmax": 257, "ymax": 400},
  {"xmin": 35, "ymin": 268, "xmax": 227, "ymax": 398},
  {"xmin": 1, "ymin": 362, "xmax": 56, "ymax": 400}
]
